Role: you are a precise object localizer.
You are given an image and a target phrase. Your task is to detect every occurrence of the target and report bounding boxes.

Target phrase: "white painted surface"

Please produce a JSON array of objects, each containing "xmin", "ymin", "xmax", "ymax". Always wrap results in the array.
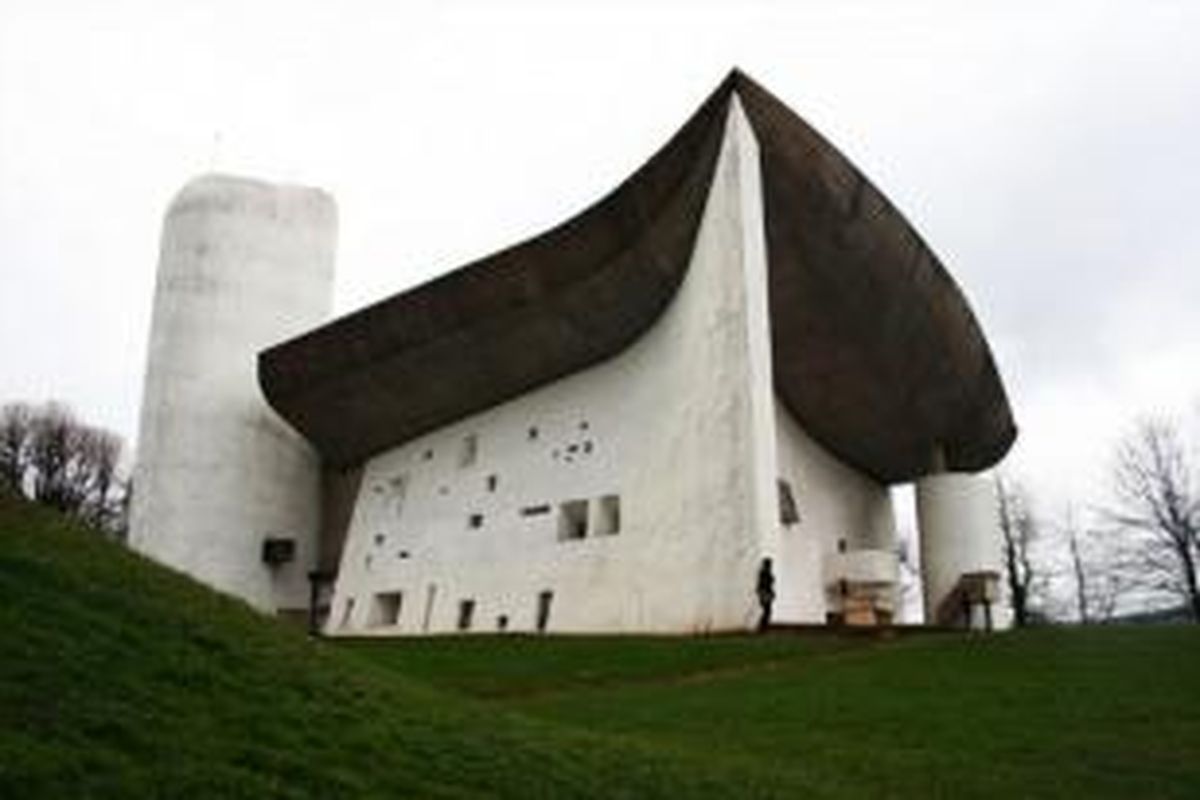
[
  {"xmin": 915, "ymin": 471, "xmax": 1005, "ymax": 625},
  {"xmin": 130, "ymin": 174, "xmax": 335, "ymax": 612},
  {"xmin": 823, "ymin": 549, "xmax": 899, "ymax": 587},
  {"xmin": 328, "ymin": 98, "xmax": 780, "ymax": 636},
  {"xmin": 772, "ymin": 401, "xmax": 897, "ymax": 622}
]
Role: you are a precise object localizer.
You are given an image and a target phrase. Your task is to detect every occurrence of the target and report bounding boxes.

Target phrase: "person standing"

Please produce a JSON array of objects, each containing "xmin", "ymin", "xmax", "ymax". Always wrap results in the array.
[{"xmin": 756, "ymin": 557, "xmax": 776, "ymax": 631}]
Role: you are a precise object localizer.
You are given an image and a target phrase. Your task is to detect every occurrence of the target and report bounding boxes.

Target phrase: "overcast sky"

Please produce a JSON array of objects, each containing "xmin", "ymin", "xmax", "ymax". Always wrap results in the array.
[{"xmin": 2, "ymin": 0, "xmax": 1198, "ymax": 518}]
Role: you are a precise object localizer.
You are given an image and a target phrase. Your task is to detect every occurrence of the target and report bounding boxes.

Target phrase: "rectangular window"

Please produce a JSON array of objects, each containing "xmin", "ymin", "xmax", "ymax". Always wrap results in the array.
[
  {"xmin": 777, "ymin": 479, "xmax": 799, "ymax": 526},
  {"xmin": 457, "ymin": 599, "xmax": 475, "ymax": 631},
  {"xmin": 594, "ymin": 495, "xmax": 620, "ymax": 536},
  {"xmin": 536, "ymin": 590, "xmax": 553, "ymax": 633},
  {"xmin": 557, "ymin": 499, "xmax": 588, "ymax": 541},
  {"xmin": 459, "ymin": 434, "xmax": 478, "ymax": 468},
  {"xmin": 370, "ymin": 591, "xmax": 403, "ymax": 627},
  {"xmin": 468, "ymin": 512, "xmax": 484, "ymax": 529},
  {"xmin": 261, "ymin": 537, "xmax": 296, "ymax": 565},
  {"xmin": 389, "ymin": 474, "xmax": 408, "ymax": 520},
  {"xmin": 422, "ymin": 584, "xmax": 437, "ymax": 633},
  {"xmin": 521, "ymin": 504, "xmax": 551, "ymax": 517}
]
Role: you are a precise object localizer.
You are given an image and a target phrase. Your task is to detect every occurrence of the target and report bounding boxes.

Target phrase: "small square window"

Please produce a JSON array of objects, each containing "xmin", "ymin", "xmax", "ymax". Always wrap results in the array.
[
  {"xmin": 558, "ymin": 500, "xmax": 588, "ymax": 541},
  {"xmin": 528, "ymin": 426, "xmax": 539, "ymax": 440},
  {"xmin": 468, "ymin": 513, "xmax": 484, "ymax": 529},
  {"xmin": 370, "ymin": 591, "xmax": 403, "ymax": 627}
]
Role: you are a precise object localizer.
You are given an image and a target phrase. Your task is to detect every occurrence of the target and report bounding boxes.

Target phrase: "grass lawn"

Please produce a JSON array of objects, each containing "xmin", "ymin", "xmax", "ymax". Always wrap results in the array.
[{"xmin": 3, "ymin": 489, "xmax": 1198, "ymax": 798}]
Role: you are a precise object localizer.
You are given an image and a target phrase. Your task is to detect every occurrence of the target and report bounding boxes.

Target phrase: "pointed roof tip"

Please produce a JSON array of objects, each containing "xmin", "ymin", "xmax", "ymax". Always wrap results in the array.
[
  {"xmin": 720, "ymin": 67, "xmax": 763, "ymax": 101},
  {"xmin": 720, "ymin": 66, "xmax": 758, "ymax": 85}
]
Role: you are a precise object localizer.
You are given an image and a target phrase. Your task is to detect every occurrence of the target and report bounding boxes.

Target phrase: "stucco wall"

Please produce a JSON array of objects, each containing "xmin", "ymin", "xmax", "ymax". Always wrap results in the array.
[
  {"xmin": 773, "ymin": 401, "xmax": 896, "ymax": 623},
  {"xmin": 328, "ymin": 100, "xmax": 779, "ymax": 636},
  {"xmin": 130, "ymin": 174, "xmax": 335, "ymax": 613}
]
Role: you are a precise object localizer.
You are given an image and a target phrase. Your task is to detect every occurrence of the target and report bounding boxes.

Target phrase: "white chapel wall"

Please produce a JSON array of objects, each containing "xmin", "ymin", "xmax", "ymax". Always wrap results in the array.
[{"xmin": 328, "ymin": 98, "xmax": 780, "ymax": 636}]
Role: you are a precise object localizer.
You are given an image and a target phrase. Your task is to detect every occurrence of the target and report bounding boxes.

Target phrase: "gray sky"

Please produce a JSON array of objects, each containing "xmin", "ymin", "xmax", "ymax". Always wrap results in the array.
[{"xmin": 2, "ymin": 0, "xmax": 1198, "ymax": 516}]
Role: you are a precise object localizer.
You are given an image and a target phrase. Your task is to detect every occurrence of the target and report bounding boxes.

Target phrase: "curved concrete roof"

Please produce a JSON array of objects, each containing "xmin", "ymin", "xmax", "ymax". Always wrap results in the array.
[{"xmin": 259, "ymin": 71, "xmax": 1016, "ymax": 483}]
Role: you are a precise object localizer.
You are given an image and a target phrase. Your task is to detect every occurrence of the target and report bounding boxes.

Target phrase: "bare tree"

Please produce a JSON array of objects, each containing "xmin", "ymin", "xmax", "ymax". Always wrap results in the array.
[
  {"xmin": 28, "ymin": 402, "xmax": 86, "ymax": 512},
  {"xmin": 0, "ymin": 402, "xmax": 34, "ymax": 490},
  {"xmin": 1108, "ymin": 418, "xmax": 1200, "ymax": 622},
  {"xmin": 3, "ymin": 400, "xmax": 129, "ymax": 535},
  {"xmin": 996, "ymin": 475, "xmax": 1040, "ymax": 626},
  {"xmin": 1067, "ymin": 522, "xmax": 1090, "ymax": 622},
  {"xmin": 77, "ymin": 426, "xmax": 123, "ymax": 529}
]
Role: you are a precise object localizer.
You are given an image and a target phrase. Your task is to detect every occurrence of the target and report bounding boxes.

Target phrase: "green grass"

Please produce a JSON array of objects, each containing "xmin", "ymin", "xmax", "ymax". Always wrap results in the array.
[{"xmin": 2, "ymin": 489, "xmax": 1198, "ymax": 798}]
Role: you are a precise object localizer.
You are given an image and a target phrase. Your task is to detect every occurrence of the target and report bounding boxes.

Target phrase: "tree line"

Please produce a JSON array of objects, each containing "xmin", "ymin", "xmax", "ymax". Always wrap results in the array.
[
  {"xmin": 0, "ymin": 401, "xmax": 130, "ymax": 537},
  {"xmin": 999, "ymin": 415, "xmax": 1200, "ymax": 625}
]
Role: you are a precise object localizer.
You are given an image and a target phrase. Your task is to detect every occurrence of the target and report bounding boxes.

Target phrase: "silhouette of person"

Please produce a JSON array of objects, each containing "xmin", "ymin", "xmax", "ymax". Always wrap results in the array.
[{"xmin": 756, "ymin": 557, "xmax": 776, "ymax": 632}]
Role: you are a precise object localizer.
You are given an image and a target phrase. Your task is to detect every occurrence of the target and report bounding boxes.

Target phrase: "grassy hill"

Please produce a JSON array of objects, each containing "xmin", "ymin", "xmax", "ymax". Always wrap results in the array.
[{"xmin": 2, "ymin": 490, "xmax": 1198, "ymax": 798}]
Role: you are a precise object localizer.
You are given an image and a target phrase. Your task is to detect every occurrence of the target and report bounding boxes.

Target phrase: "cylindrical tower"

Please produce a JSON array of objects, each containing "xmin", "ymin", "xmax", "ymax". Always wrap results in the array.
[
  {"xmin": 916, "ymin": 472, "xmax": 1004, "ymax": 629},
  {"xmin": 130, "ymin": 174, "xmax": 336, "ymax": 614}
]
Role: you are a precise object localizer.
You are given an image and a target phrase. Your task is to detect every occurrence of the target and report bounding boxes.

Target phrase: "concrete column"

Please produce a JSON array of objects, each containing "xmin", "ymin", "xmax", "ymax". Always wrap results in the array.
[{"xmin": 915, "ymin": 471, "xmax": 1003, "ymax": 627}]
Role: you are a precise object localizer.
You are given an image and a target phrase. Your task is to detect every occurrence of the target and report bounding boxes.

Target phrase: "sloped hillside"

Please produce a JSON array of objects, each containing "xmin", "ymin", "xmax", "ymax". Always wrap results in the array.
[
  {"xmin": 3, "ymin": 489, "xmax": 1198, "ymax": 799},
  {"xmin": 0, "ymin": 491, "xmax": 789, "ymax": 798}
]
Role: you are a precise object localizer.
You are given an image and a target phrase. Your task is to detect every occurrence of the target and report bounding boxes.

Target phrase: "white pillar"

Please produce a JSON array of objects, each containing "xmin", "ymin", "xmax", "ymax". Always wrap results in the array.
[
  {"xmin": 130, "ymin": 174, "xmax": 336, "ymax": 613},
  {"xmin": 915, "ymin": 472, "xmax": 1003, "ymax": 627}
]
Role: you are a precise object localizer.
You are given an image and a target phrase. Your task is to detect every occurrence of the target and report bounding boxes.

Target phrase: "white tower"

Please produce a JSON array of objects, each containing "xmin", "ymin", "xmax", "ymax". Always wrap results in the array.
[{"xmin": 130, "ymin": 174, "xmax": 336, "ymax": 614}]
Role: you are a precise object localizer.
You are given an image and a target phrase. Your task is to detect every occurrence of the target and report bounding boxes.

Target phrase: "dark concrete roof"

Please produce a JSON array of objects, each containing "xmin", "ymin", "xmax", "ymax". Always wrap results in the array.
[{"xmin": 259, "ymin": 71, "xmax": 1016, "ymax": 484}]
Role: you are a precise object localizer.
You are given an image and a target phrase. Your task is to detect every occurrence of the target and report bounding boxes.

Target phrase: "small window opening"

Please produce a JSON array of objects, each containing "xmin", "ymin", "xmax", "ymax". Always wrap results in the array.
[
  {"xmin": 594, "ymin": 495, "xmax": 620, "ymax": 536},
  {"xmin": 557, "ymin": 499, "xmax": 589, "ymax": 541},
  {"xmin": 777, "ymin": 479, "xmax": 799, "ymax": 526},
  {"xmin": 459, "ymin": 434, "xmax": 478, "ymax": 468},
  {"xmin": 261, "ymin": 537, "xmax": 296, "ymax": 566},
  {"xmin": 457, "ymin": 599, "xmax": 475, "ymax": 631},
  {"xmin": 583, "ymin": 441, "xmax": 593, "ymax": 454},
  {"xmin": 487, "ymin": 474, "xmax": 498, "ymax": 492},
  {"xmin": 567, "ymin": 443, "xmax": 579, "ymax": 454},
  {"xmin": 528, "ymin": 426, "xmax": 539, "ymax": 440},
  {"xmin": 422, "ymin": 584, "xmax": 437, "ymax": 632},
  {"xmin": 536, "ymin": 590, "xmax": 553, "ymax": 633},
  {"xmin": 374, "ymin": 533, "xmax": 386, "ymax": 546},
  {"xmin": 468, "ymin": 513, "xmax": 484, "ymax": 529},
  {"xmin": 837, "ymin": 538, "xmax": 847, "ymax": 554},
  {"xmin": 370, "ymin": 591, "xmax": 403, "ymax": 627},
  {"xmin": 339, "ymin": 597, "xmax": 356, "ymax": 629},
  {"xmin": 423, "ymin": 449, "xmax": 434, "ymax": 461},
  {"xmin": 397, "ymin": 550, "xmax": 410, "ymax": 560},
  {"xmin": 521, "ymin": 504, "xmax": 551, "ymax": 517},
  {"xmin": 389, "ymin": 474, "xmax": 408, "ymax": 519},
  {"xmin": 497, "ymin": 614, "xmax": 509, "ymax": 632},
  {"xmin": 579, "ymin": 421, "xmax": 589, "ymax": 431}
]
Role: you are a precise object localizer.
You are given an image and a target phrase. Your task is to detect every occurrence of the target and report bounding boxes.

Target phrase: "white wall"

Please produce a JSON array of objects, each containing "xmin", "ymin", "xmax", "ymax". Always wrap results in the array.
[
  {"xmin": 328, "ymin": 98, "xmax": 781, "ymax": 636},
  {"xmin": 772, "ymin": 400, "xmax": 896, "ymax": 623},
  {"xmin": 130, "ymin": 174, "xmax": 335, "ymax": 613}
]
